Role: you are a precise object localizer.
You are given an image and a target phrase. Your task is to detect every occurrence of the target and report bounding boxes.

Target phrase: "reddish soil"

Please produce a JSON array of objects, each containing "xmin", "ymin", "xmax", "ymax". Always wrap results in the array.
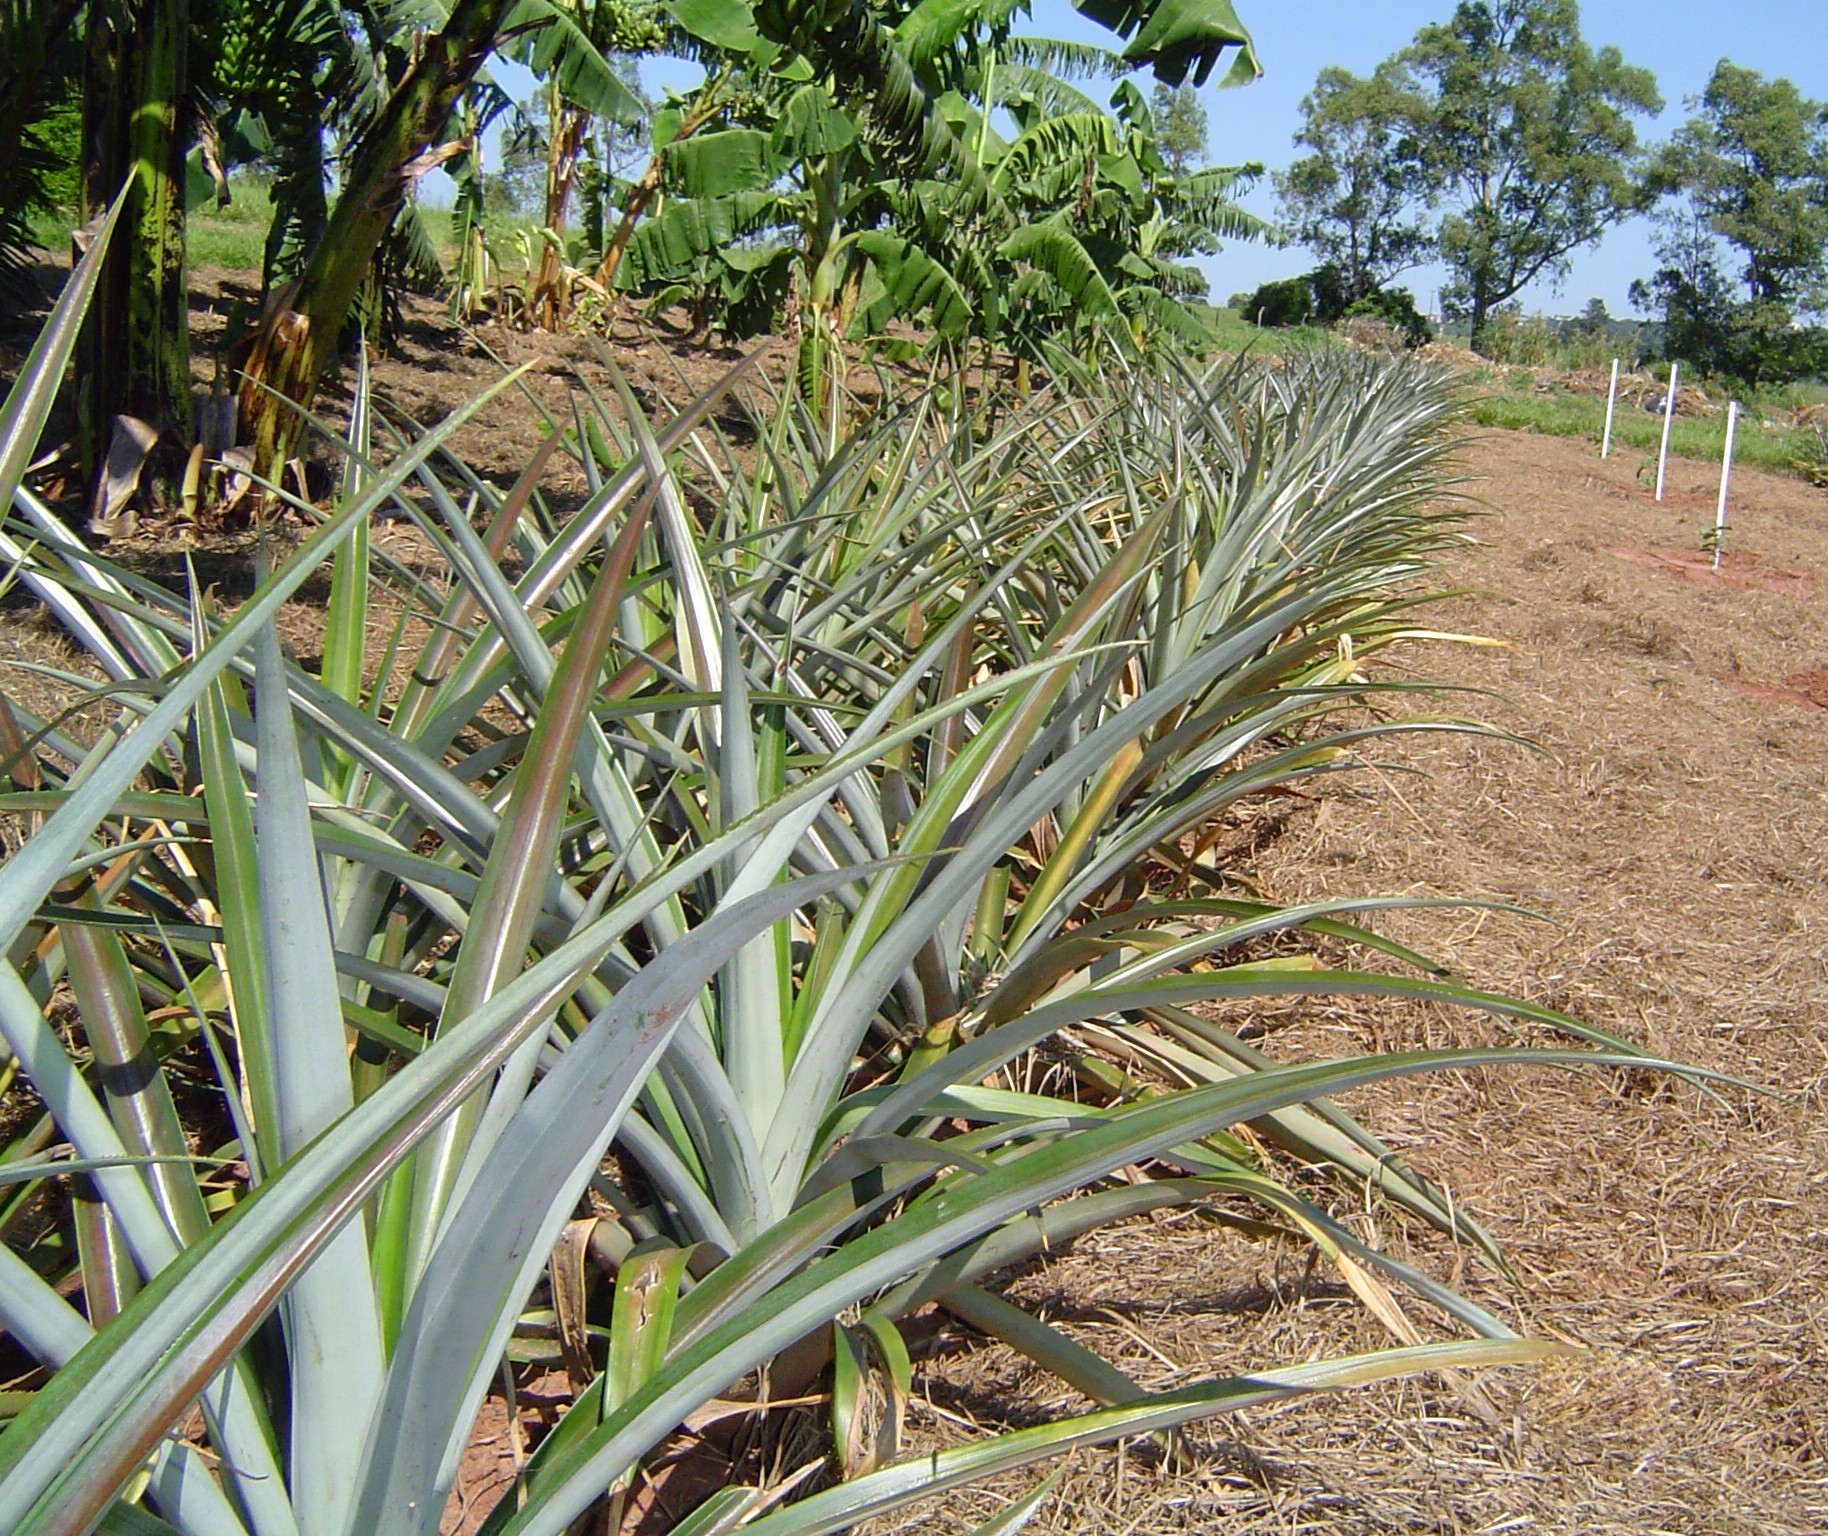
[
  {"xmin": 1722, "ymin": 673, "xmax": 1828, "ymax": 711},
  {"xmin": 1604, "ymin": 542, "xmax": 1818, "ymax": 597},
  {"xmin": 1784, "ymin": 668, "xmax": 1828, "ymax": 708}
]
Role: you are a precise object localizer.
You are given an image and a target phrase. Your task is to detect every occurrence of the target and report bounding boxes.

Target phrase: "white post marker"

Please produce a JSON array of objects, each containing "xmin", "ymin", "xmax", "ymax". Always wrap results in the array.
[
  {"xmin": 1655, "ymin": 361, "xmax": 1679, "ymax": 501},
  {"xmin": 1713, "ymin": 400, "xmax": 1739, "ymax": 571},
  {"xmin": 1601, "ymin": 358, "xmax": 1620, "ymax": 458}
]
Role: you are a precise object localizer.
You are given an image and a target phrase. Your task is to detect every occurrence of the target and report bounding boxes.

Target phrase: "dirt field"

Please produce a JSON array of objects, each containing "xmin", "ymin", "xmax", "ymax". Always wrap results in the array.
[{"xmin": 899, "ymin": 428, "xmax": 1827, "ymax": 1535}]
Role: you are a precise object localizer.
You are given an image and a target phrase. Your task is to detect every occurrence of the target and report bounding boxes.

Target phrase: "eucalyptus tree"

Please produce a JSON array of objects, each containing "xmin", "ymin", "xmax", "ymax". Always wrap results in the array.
[
  {"xmin": 1151, "ymin": 80, "xmax": 1206, "ymax": 175},
  {"xmin": 1276, "ymin": 64, "xmax": 1434, "ymax": 307},
  {"xmin": 1638, "ymin": 61, "xmax": 1828, "ymax": 384},
  {"xmin": 1397, "ymin": 0, "xmax": 1660, "ymax": 352},
  {"xmin": 1672, "ymin": 62, "xmax": 1828, "ymax": 315}
]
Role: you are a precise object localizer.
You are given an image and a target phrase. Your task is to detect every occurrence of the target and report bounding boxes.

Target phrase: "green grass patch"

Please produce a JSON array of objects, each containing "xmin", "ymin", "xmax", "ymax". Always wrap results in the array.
[
  {"xmin": 25, "ymin": 204, "xmax": 73, "ymax": 254},
  {"xmin": 23, "ymin": 178, "xmax": 276, "ymax": 274},
  {"xmin": 1470, "ymin": 385, "xmax": 1818, "ymax": 477},
  {"xmin": 1197, "ymin": 305, "xmax": 1336, "ymax": 356},
  {"xmin": 186, "ymin": 180, "xmax": 276, "ymax": 270}
]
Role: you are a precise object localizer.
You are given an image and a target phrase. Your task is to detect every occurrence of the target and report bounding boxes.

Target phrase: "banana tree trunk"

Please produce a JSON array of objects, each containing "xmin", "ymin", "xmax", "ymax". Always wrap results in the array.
[
  {"xmin": 593, "ymin": 75, "xmax": 730, "ymax": 295},
  {"xmin": 237, "ymin": 0, "xmax": 514, "ymax": 477},
  {"xmin": 592, "ymin": 154, "xmax": 662, "ymax": 295},
  {"xmin": 530, "ymin": 94, "xmax": 588, "ymax": 331},
  {"xmin": 76, "ymin": 0, "xmax": 192, "ymax": 509}
]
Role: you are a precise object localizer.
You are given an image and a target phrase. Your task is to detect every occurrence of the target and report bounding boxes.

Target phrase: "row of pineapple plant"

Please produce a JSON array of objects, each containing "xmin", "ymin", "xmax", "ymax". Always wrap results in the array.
[{"xmin": 0, "ymin": 227, "xmax": 1681, "ymax": 1536}]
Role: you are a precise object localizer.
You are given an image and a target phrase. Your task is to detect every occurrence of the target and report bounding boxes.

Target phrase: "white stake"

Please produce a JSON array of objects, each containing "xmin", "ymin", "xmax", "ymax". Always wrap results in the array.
[
  {"xmin": 1601, "ymin": 358, "xmax": 1620, "ymax": 458},
  {"xmin": 1713, "ymin": 400, "xmax": 1739, "ymax": 571},
  {"xmin": 1655, "ymin": 361, "xmax": 1679, "ymax": 501}
]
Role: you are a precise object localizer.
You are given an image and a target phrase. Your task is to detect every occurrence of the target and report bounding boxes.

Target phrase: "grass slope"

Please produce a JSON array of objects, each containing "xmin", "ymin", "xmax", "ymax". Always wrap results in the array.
[{"xmin": 1470, "ymin": 384, "xmax": 1819, "ymax": 477}]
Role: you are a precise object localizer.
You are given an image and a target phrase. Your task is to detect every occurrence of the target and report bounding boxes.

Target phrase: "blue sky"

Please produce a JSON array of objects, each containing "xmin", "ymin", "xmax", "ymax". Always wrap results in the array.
[{"xmin": 491, "ymin": 1, "xmax": 1828, "ymax": 319}]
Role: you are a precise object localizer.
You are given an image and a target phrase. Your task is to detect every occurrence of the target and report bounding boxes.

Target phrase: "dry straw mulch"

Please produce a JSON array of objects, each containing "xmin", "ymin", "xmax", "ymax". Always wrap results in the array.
[{"xmin": 893, "ymin": 430, "xmax": 1827, "ymax": 1536}]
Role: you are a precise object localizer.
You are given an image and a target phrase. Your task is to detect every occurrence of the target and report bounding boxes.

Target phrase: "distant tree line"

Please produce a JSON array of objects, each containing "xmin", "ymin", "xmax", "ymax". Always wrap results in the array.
[
  {"xmin": 1231, "ymin": 263, "xmax": 1431, "ymax": 346},
  {"xmin": 1253, "ymin": 0, "xmax": 1828, "ymax": 386}
]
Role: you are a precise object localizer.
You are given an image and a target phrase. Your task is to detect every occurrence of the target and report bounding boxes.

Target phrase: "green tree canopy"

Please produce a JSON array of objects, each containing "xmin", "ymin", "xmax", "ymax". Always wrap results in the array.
[
  {"xmin": 1150, "ymin": 80, "xmax": 1207, "ymax": 176},
  {"xmin": 1400, "ymin": 0, "xmax": 1660, "ymax": 352},
  {"xmin": 1273, "ymin": 63, "xmax": 1432, "ymax": 304},
  {"xmin": 1635, "ymin": 59, "xmax": 1828, "ymax": 384},
  {"xmin": 1668, "ymin": 61, "xmax": 1828, "ymax": 312}
]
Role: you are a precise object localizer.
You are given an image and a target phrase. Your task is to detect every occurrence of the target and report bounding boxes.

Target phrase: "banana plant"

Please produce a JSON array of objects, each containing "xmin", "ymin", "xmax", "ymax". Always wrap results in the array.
[
  {"xmin": 0, "ymin": 0, "xmax": 82, "ymax": 295},
  {"xmin": 206, "ymin": 0, "xmax": 343, "ymax": 294},
  {"xmin": 498, "ymin": 0, "xmax": 668, "ymax": 328},
  {"xmin": 616, "ymin": 60, "xmax": 1265, "ymax": 407},
  {"xmin": 231, "ymin": 0, "xmax": 653, "ymax": 472}
]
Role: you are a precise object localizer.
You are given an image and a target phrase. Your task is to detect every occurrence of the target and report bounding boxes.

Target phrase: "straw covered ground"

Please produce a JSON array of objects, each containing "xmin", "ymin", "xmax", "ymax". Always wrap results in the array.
[{"xmin": 891, "ymin": 429, "xmax": 1828, "ymax": 1536}]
